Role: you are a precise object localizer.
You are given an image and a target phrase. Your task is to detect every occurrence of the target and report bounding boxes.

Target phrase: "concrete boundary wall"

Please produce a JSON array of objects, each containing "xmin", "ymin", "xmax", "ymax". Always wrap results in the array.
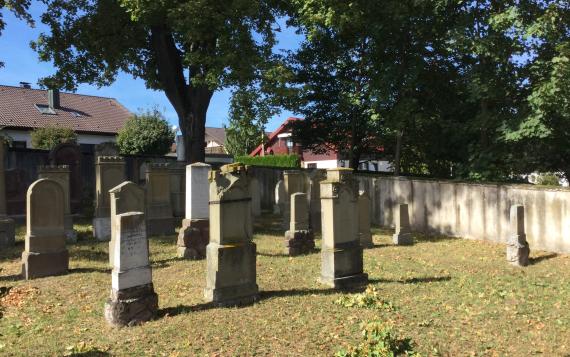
[{"xmin": 356, "ymin": 176, "xmax": 570, "ymax": 254}]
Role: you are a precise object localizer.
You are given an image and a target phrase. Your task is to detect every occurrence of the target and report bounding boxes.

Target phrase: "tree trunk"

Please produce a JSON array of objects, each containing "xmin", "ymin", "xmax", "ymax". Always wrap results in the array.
[
  {"xmin": 179, "ymin": 86, "xmax": 213, "ymax": 163},
  {"xmin": 394, "ymin": 129, "xmax": 403, "ymax": 176}
]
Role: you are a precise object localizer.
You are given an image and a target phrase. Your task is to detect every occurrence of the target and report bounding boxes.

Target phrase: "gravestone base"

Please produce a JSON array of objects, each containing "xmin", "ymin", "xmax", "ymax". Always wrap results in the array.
[
  {"xmin": 93, "ymin": 217, "xmax": 111, "ymax": 241},
  {"xmin": 507, "ymin": 235, "xmax": 530, "ymax": 267},
  {"xmin": 204, "ymin": 242, "xmax": 259, "ymax": 306},
  {"xmin": 0, "ymin": 217, "xmax": 15, "ymax": 247},
  {"xmin": 147, "ymin": 217, "xmax": 175, "ymax": 237},
  {"xmin": 104, "ymin": 283, "xmax": 158, "ymax": 327},
  {"xmin": 320, "ymin": 245, "xmax": 368, "ymax": 289},
  {"xmin": 284, "ymin": 230, "xmax": 315, "ymax": 256},
  {"xmin": 21, "ymin": 250, "xmax": 69, "ymax": 279},
  {"xmin": 393, "ymin": 232, "xmax": 413, "ymax": 245},
  {"xmin": 360, "ymin": 232, "xmax": 374, "ymax": 249},
  {"xmin": 177, "ymin": 219, "xmax": 209, "ymax": 259}
]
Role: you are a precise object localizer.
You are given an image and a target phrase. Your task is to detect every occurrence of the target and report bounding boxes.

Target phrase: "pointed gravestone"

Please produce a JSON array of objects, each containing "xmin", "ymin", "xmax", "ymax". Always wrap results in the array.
[
  {"xmin": 0, "ymin": 140, "xmax": 15, "ymax": 247},
  {"xmin": 319, "ymin": 168, "xmax": 368, "ymax": 289},
  {"xmin": 393, "ymin": 204, "xmax": 413, "ymax": 245},
  {"xmin": 94, "ymin": 156, "xmax": 126, "ymax": 241},
  {"xmin": 38, "ymin": 165, "xmax": 77, "ymax": 243},
  {"xmin": 21, "ymin": 178, "xmax": 68, "ymax": 279},
  {"xmin": 204, "ymin": 163, "xmax": 258, "ymax": 306},
  {"xmin": 506, "ymin": 205, "xmax": 530, "ymax": 267},
  {"xmin": 145, "ymin": 163, "xmax": 175, "ymax": 236},
  {"xmin": 285, "ymin": 192, "xmax": 315, "ymax": 256},
  {"xmin": 177, "ymin": 163, "xmax": 210, "ymax": 259},
  {"xmin": 104, "ymin": 181, "xmax": 158, "ymax": 327},
  {"xmin": 358, "ymin": 191, "xmax": 373, "ymax": 248}
]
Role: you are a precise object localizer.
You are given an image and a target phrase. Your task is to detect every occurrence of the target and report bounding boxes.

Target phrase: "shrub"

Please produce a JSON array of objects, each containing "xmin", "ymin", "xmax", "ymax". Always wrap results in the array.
[
  {"xmin": 117, "ymin": 109, "xmax": 174, "ymax": 156},
  {"xmin": 234, "ymin": 154, "xmax": 300, "ymax": 168},
  {"xmin": 30, "ymin": 126, "xmax": 77, "ymax": 150},
  {"xmin": 334, "ymin": 285, "xmax": 396, "ymax": 311},
  {"xmin": 535, "ymin": 173, "xmax": 561, "ymax": 186},
  {"xmin": 336, "ymin": 321, "xmax": 419, "ymax": 357}
]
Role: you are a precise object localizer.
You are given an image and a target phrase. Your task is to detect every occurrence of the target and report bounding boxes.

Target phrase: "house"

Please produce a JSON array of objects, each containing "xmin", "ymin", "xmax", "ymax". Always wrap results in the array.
[
  {"xmin": 0, "ymin": 83, "xmax": 131, "ymax": 150},
  {"xmin": 250, "ymin": 117, "xmax": 392, "ymax": 172}
]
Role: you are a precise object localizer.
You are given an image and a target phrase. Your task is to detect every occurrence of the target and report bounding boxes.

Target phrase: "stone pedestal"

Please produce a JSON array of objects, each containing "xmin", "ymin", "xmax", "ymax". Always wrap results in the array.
[
  {"xmin": 145, "ymin": 163, "xmax": 175, "ymax": 236},
  {"xmin": 177, "ymin": 163, "xmax": 210, "ymax": 259},
  {"xmin": 358, "ymin": 191, "xmax": 373, "ymax": 248},
  {"xmin": 93, "ymin": 156, "xmax": 126, "ymax": 241},
  {"xmin": 105, "ymin": 212, "xmax": 157, "ymax": 327},
  {"xmin": 319, "ymin": 168, "xmax": 368, "ymax": 289},
  {"xmin": 204, "ymin": 164, "xmax": 258, "ymax": 306},
  {"xmin": 285, "ymin": 192, "xmax": 314, "ymax": 256},
  {"xmin": 506, "ymin": 205, "xmax": 530, "ymax": 267},
  {"xmin": 393, "ymin": 204, "xmax": 413, "ymax": 245},
  {"xmin": 38, "ymin": 165, "xmax": 77, "ymax": 243},
  {"xmin": 21, "ymin": 179, "xmax": 68, "ymax": 279},
  {"xmin": 168, "ymin": 161, "xmax": 186, "ymax": 220}
]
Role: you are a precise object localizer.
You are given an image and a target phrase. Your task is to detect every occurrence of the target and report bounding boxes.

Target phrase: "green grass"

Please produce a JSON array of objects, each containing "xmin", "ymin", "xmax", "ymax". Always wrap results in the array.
[{"xmin": 0, "ymin": 215, "xmax": 569, "ymax": 356}]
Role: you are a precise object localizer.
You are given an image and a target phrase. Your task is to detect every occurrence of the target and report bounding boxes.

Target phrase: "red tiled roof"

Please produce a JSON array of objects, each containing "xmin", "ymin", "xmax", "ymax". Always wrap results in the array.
[
  {"xmin": 0, "ymin": 85, "xmax": 131, "ymax": 134},
  {"xmin": 249, "ymin": 117, "xmax": 302, "ymax": 156}
]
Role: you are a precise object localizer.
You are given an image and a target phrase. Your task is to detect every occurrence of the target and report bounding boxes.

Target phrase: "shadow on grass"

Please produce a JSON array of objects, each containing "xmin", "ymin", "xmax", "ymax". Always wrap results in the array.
[
  {"xmin": 71, "ymin": 247, "xmax": 109, "ymax": 262},
  {"xmin": 414, "ymin": 234, "xmax": 458, "ymax": 243},
  {"xmin": 368, "ymin": 243, "xmax": 392, "ymax": 249},
  {"xmin": 69, "ymin": 267, "xmax": 110, "ymax": 274},
  {"xmin": 0, "ymin": 241, "xmax": 25, "ymax": 261},
  {"xmin": 151, "ymin": 256, "xmax": 185, "ymax": 268},
  {"xmin": 67, "ymin": 351, "xmax": 111, "ymax": 357},
  {"xmin": 529, "ymin": 253, "xmax": 558, "ymax": 265},
  {"xmin": 0, "ymin": 273, "xmax": 22, "ymax": 282},
  {"xmin": 370, "ymin": 276, "xmax": 451, "ymax": 284}
]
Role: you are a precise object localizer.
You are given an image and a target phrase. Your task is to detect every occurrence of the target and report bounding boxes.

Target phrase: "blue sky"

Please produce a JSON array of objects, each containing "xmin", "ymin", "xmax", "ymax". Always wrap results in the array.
[{"xmin": 0, "ymin": 4, "xmax": 302, "ymax": 132}]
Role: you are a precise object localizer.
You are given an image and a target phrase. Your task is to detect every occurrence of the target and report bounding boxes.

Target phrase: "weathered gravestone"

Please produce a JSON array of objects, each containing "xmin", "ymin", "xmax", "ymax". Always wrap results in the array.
[
  {"xmin": 320, "ymin": 168, "xmax": 368, "ymax": 289},
  {"xmin": 104, "ymin": 209, "xmax": 158, "ymax": 327},
  {"xmin": 108, "ymin": 181, "xmax": 145, "ymax": 266},
  {"xmin": 145, "ymin": 163, "xmax": 175, "ymax": 236},
  {"xmin": 169, "ymin": 161, "xmax": 186, "ymax": 221},
  {"xmin": 94, "ymin": 156, "xmax": 126, "ymax": 241},
  {"xmin": 307, "ymin": 169, "xmax": 326, "ymax": 232},
  {"xmin": 393, "ymin": 204, "xmax": 413, "ymax": 245},
  {"xmin": 506, "ymin": 205, "xmax": 530, "ymax": 267},
  {"xmin": 249, "ymin": 177, "xmax": 261, "ymax": 217},
  {"xmin": 358, "ymin": 191, "xmax": 374, "ymax": 248},
  {"xmin": 49, "ymin": 142, "xmax": 82, "ymax": 213},
  {"xmin": 0, "ymin": 140, "xmax": 15, "ymax": 247},
  {"xmin": 177, "ymin": 163, "xmax": 210, "ymax": 259},
  {"xmin": 21, "ymin": 178, "xmax": 68, "ymax": 279},
  {"xmin": 38, "ymin": 165, "xmax": 77, "ymax": 243},
  {"xmin": 285, "ymin": 192, "xmax": 315, "ymax": 256},
  {"xmin": 274, "ymin": 179, "xmax": 285, "ymax": 214},
  {"xmin": 282, "ymin": 170, "xmax": 306, "ymax": 230},
  {"xmin": 204, "ymin": 163, "xmax": 258, "ymax": 306}
]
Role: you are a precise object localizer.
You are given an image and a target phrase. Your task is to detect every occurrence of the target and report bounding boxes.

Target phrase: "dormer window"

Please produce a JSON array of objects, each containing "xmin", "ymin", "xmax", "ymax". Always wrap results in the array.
[{"xmin": 34, "ymin": 104, "xmax": 57, "ymax": 115}]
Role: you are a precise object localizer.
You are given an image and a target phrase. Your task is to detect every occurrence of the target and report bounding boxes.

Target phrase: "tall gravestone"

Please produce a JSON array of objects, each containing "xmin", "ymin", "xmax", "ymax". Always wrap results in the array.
[
  {"xmin": 506, "ymin": 205, "xmax": 530, "ymax": 267},
  {"xmin": 38, "ymin": 165, "xmax": 77, "ymax": 243},
  {"xmin": 21, "ymin": 178, "xmax": 68, "ymax": 279},
  {"xmin": 320, "ymin": 168, "xmax": 368, "ymax": 289},
  {"xmin": 104, "ymin": 183, "xmax": 158, "ymax": 326},
  {"xmin": 94, "ymin": 156, "xmax": 126, "ymax": 241},
  {"xmin": 0, "ymin": 141, "xmax": 15, "ymax": 247},
  {"xmin": 308, "ymin": 170, "xmax": 326, "ymax": 232},
  {"xmin": 108, "ymin": 181, "xmax": 145, "ymax": 266},
  {"xmin": 49, "ymin": 142, "xmax": 82, "ymax": 213},
  {"xmin": 282, "ymin": 170, "xmax": 306, "ymax": 230},
  {"xmin": 285, "ymin": 192, "xmax": 314, "ymax": 256},
  {"xmin": 249, "ymin": 177, "xmax": 261, "ymax": 217},
  {"xmin": 177, "ymin": 163, "xmax": 210, "ymax": 259},
  {"xmin": 274, "ymin": 179, "xmax": 285, "ymax": 214},
  {"xmin": 204, "ymin": 163, "xmax": 258, "ymax": 306},
  {"xmin": 169, "ymin": 161, "xmax": 186, "ymax": 221},
  {"xmin": 145, "ymin": 163, "xmax": 175, "ymax": 236},
  {"xmin": 358, "ymin": 191, "xmax": 373, "ymax": 248},
  {"xmin": 393, "ymin": 204, "xmax": 413, "ymax": 245}
]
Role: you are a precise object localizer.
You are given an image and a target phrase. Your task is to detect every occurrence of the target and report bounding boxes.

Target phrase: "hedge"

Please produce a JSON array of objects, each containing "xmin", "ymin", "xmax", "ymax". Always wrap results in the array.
[{"xmin": 234, "ymin": 154, "xmax": 301, "ymax": 168}]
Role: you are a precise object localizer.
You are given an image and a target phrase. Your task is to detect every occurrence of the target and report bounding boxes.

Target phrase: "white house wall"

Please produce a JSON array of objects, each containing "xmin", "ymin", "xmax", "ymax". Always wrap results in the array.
[{"xmin": 4, "ymin": 129, "xmax": 115, "ymax": 148}]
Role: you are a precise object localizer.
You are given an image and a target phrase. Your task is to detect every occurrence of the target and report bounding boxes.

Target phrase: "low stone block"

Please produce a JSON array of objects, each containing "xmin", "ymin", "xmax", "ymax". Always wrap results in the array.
[
  {"xmin": 93, "ymin": 217, "xmax": 111, "ymax": 241},
  {"xmin": 21, "ymin": 250, "xmax": 69, "ymax": 280},
  {"xmin": 392, "ymin": 232, "xmax": 413, "ymax": 245},
  {"xmin": 177, "ymin": 219, "xmax": 209, "ymax": 259},
  {"xmin": 0, "ymin": 217, "xmax": 15, "ymax": 247},
  {"xmin": 284, "ymin": 230, "xmax": 315, "ymax": 256},
  {"xmin": 104, "ymin": 283, "xmax": 158, "ymax": 327},
  {"xmin": 506, "ymin": 236, "xmax": 530, "ymax": 267},
  {"xmin": 320, "ymin": 243, "xmax": 368, "ymax": 289}
]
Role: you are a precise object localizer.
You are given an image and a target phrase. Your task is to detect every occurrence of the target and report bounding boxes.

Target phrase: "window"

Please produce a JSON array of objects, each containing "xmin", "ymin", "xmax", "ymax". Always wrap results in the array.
[{"xmin": 307, "ymin": 163, "xmax": 317, "ymax": 169}]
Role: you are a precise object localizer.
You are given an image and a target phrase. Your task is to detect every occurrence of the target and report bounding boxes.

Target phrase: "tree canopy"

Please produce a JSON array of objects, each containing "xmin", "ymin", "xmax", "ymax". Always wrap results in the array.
[{"xmin": 116, "ymin": 110, "xmax": 174, "ymax": 156}]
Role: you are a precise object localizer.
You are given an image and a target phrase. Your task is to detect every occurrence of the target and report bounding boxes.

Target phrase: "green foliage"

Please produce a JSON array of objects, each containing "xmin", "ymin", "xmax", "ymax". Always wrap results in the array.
[
  {"xmin": 335, "ymin": 321, "xmax": 419, "ymax": 357},
  {"xmin": 334, "ymin": 286, "xmax": 396, "ymax": 311},
  {"xmin": 116, "ymin": 110, "xmax": 174, "ymax": 156},
  {"xmin": 234, "ymin": 154, "xmax": 300, "ymax": 168},
  {"xmin": 535, "ymin": 173, "xmax": 561, "ymax": 187},
  {"xmin": 30, "ymin": 126, "xmax": 77, "ymax": 150}
]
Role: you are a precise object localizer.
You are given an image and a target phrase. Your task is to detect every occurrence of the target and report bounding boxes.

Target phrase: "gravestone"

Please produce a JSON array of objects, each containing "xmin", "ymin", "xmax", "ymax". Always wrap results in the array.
[
  {"xmin": 319, "ymin": 168, "xmax": 368, "ymax": 289},
  {"xmin": 204, "ymin": 163, "xmax": 258, "ymax": 306},
  {"xmin": 284, "ymin": 192, "xmax": 314, "ymax": 256},
  {"xmin": 358, "ymin": 191, "xmax": 373, "ymax": 248},
  {"xmin": 282, "ymin": 170, "xmax": 306, "ymax": 230},
  {"xmin": 274, "ymin": 179, "xmax": 285, "ymax": 214},
  {"xmin": 506, "ymin": 205, "xmax": 530, "ymax": 267},
  {"xmin": 104, "ymin": 211, "xmax": 158, "ymax": 326},
  {"xmin": 21, "ymin": 178, "xmax": 68, "ymax": 279},
  {"xmin": 38, "ymin": 165, "xmax": 77, "ymax": 243},
  {"xmin": 169, "ymin": 161, "xmax": 186, "ymax": 220},
  {"xmin": 49, "ymin": 142, "xmax": 82, "ymax": 213},
  {"xmin": 109, "ymin": 181, "xmax": 145, "ymax": 266},
  {"xmin": 250, "ymin": 177, "xmax": 261, "ymax": 217},
  {"xmin": 93, "ymin": 156, "xmax": 126, "ymax": 241},
  {"xmin": 177, "ymin": 163, "xmax": 210, "ymax": 259},
  {"xmin": 145, "ymin": 163, "xmax": 175, "ymax": 236},
  {"xmin": 0, "ymin": 140, "xmax": 15, "ymax": 247},
  {"xmin": 393, "ymin": 204, "xmax": 413, "ymax": 245},
  {"xmin": 308, "ymin": 170, "xmax": 326, "ymax": 232}
]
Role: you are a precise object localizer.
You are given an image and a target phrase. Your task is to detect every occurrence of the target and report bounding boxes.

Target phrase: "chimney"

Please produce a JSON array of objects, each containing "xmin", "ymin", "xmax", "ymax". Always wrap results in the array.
[
  {"xmin": 19, "ymin": 82, "xmax": 31, "ymax": 89},
  {"xmin": 48, "ymin": 89, "xmax": 60, "ymax": 109}
]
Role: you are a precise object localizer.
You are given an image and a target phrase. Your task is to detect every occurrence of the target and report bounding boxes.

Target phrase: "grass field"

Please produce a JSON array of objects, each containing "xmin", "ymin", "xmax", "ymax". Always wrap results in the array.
[{"xmin": 0, "ymin": 215, "xmax": 569, "ymax": 356}]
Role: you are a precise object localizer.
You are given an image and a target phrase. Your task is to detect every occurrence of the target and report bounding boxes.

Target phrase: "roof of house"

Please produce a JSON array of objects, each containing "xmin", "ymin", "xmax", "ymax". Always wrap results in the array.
[
  {"xmin": 0, "ymin": 85, "xmax": 131, "ymax": 134},
  {"xmin": 205, "ymin": 127, "xmax": 226, "ymax": 145},
  {"xmin": 249, "ymin": 117, "xmax": 302, "ymax": 156}
]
